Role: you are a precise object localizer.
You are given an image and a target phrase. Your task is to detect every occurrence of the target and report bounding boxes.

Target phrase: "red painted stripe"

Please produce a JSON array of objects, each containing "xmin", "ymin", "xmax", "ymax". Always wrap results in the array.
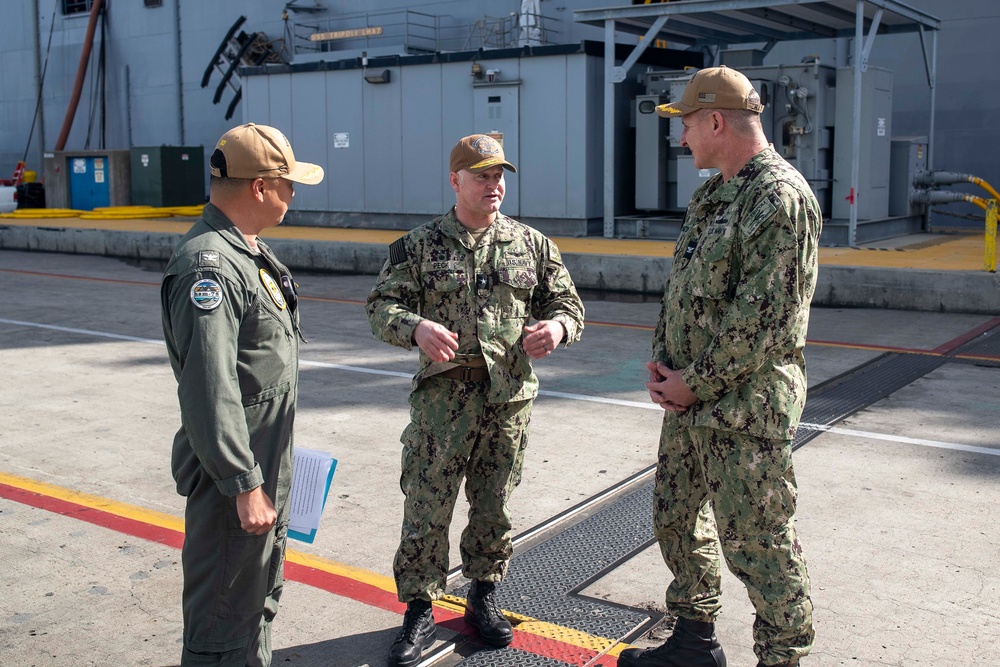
[
  {"xmin": 0, "ymin": 481, "xmax": 612, "ymax": 665},
  {"xmin": 0, "ymin": 482, "xmax": 184, "ymax": 549},
  {"xmin": 932, "ymin": 317, "xmax": 1000, "ymax": 354},
  {"xmin": 806, "ymin": 338, "xmax": 930, "ymax": 354},
  {"xmin": 283, "ymin": 561, "xmax": 410, "ymax": 615},
  {"xmin": 0, "ymin": 267, "xmax": 159, "ymax": 288}
]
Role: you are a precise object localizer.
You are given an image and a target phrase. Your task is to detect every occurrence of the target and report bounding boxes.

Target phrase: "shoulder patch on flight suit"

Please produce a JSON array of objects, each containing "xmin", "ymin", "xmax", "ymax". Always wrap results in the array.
[
  {"xmin": 190, "ymin": 278, "xmax": 224, "ymax": 310},
  {"xmin": 389, "ymin": 238, "xmax": 408, "ymax": 266},
  {"xmin": 197, "ymin": 250, "xmax": 220, "ymax": 268},
  {"xmin": 259, "ymin": 269, "xmax": 287, "ymax": 310},
  {"xmin": 741, "ymin": 197, "xmax": 778, "ymax": 238}
]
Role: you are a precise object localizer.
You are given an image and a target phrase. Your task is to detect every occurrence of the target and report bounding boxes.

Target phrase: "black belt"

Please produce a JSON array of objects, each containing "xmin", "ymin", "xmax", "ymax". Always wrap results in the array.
[{"xmin": 437, "ymin": 366, "xmax": 489, "ymax": 382}]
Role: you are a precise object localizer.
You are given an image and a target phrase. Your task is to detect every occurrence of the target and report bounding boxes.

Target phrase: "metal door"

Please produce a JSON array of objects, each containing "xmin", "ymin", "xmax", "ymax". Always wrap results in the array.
[
  {"xmin": 68, "ymin": 156, "xmax": 110, "ymax": 210},
  {"xmin": 473, "ymin": 85, "xmax": 519, "ymax": 216}
]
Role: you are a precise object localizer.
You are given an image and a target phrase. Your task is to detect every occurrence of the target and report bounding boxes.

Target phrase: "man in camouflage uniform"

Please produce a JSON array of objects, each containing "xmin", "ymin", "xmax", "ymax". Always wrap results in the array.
[
  {"xmin": 619, "ymin": 67, "xmax": 820, "ymax": 667},
  {"xmin": 161, "ymin": 123, "xmax": 323, "ymax": 667},
  {"xmin": 367, "ymin": 134, "xmax": 585, "ymax": 667}
]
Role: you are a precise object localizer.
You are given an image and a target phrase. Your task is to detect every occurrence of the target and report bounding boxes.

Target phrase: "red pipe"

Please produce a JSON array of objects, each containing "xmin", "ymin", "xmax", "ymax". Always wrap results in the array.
[{"xmin": 53, "ymin": 0, "xmax": 105, "ymax": 151}]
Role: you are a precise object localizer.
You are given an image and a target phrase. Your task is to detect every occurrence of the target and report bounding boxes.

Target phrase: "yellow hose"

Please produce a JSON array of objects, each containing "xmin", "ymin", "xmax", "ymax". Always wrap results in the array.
[
  {"xmin": 968, "ymin": 176, "xmax": 1000, "ymax": 201},
  {"xmin": 965, "ymin": 195, "xmax": 989, "ymax": 211},
  {"xmin": 1, "ymin": 204, "xmax": 203, "ymax": 220},
  {"xmin": 0, "ymin": 209, "xmax": 84, "ymax": 218}
]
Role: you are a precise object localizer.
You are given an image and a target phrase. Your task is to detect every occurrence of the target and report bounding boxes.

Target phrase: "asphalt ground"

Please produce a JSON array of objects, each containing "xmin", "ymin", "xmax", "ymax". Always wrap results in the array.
[{"xmin": 1, "ymin": 248, "xmax": 998, "ymax": 667}]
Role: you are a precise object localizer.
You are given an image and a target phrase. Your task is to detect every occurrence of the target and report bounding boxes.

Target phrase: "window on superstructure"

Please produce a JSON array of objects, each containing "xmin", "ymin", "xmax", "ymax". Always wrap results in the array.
[{"xmin": 62, "ymin": 0, "xmax": 92, "ymax": 15}]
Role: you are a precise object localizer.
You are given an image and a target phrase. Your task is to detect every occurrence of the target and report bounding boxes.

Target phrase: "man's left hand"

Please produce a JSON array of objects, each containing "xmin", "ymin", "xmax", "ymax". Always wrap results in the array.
[
  {"xmin": 524, "ymin": 320, "xmax": 564, "ymax": 359},
  {"xmin": 645, "ymin": 361, "xmax": 698, "ymax": 411}
]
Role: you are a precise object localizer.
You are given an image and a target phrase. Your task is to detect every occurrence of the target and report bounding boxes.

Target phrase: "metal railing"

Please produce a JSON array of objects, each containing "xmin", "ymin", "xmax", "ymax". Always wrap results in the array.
[{"xmin": 288, "ymin": 9, "xmax": 560, "ymax": 57}]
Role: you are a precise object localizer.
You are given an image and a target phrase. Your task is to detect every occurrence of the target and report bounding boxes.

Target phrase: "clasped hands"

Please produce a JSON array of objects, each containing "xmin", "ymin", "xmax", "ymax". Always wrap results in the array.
[
  {"xmin": 413, "ymin": 319, "xmax": 564, "ymax": 362},
  {"xmin": 645, "ymin": 360, "xmax": 698, "ymax": 412}
]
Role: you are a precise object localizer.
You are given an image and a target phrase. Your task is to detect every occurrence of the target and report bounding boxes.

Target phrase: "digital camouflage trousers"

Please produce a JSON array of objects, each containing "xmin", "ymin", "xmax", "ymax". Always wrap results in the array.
[
  {"xmin": 654, "ymin": 418, "xmax": 814, "ymax": 665},
  {"xmin": 394, "ymin": 375, "xmax": 532, "ymax": 601}
]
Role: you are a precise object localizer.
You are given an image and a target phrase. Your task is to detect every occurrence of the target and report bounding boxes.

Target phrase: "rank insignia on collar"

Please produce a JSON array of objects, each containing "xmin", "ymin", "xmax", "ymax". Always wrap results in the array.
[
  {"xmin": 190, "ymin": 278, "xmax": 224, "ymax": 310},
  {"xmin": 259, "ymin": 269, "xmax": 287, "ymax": 310}
]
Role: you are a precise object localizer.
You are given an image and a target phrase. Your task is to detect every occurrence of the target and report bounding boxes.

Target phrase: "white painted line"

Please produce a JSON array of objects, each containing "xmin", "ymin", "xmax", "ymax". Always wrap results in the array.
[
  {"xmin": 535, "ymin": 389, "xmax": 656, "ymax": 410},
  {"xmin": 4, "ymin": 318, "xmax": 996, "ymax": 457},
  {"xmin": 300, "ymin": 358, "xmax": 411, "ymax": 379},
  {"xmin": 799, "ymin": 422, "xmax": 1000, "ymax": 457},
  {"xmin": 0, "ymin": 319, "xmax": 165, "ymax": 345}
]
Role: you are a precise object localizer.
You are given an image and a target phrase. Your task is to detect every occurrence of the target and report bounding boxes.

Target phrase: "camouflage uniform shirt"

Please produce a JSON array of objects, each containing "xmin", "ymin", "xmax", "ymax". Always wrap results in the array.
[
  {"xmin": 653, "ymin": 146, "xmax": 822, "ymax": 440},
  {"xmin": 367, "ymin": 208, "xmax": 585, "ymax": 403}
]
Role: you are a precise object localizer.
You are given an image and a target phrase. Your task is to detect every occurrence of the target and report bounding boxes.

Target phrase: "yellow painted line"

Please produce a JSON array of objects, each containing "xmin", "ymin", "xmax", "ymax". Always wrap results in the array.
[
  {"xmin": 0, "ymin": 470, "xmax": 185, "ymax": 532},
  {"xmin": 284, "ymin": 549, "xmax": 399, "ymax": 593},
  {"xmin": 0, "ymin": 470, "xmax": 398, "ymax": 593},
  {"xmin": 439, "ymin": 593, "xmax": 633, "ymax": 657},
  {"xmin": 1, "ymin": 472, "xmax": 639, "ymax": 657}
]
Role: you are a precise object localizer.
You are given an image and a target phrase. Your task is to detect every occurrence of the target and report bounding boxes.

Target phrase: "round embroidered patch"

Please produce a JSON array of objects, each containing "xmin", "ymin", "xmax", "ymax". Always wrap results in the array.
[
  {"xmin": 190, "ymin": 279, "xmax": 224, "ymax": 310},
  {"xmin": 259, "ymin": 269, "xmax": 287, "ymax": 310}
]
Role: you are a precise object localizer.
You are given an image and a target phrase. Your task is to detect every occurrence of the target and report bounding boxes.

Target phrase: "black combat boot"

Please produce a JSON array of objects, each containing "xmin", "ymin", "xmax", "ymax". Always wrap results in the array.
[
  {"xmin": 617, "ymin": 617, "xmax": 727, "ymax": 667},
  {"xmin": 388, "ymin": 599, "xmax": 436, "ymax": 667},
  {"xmin": 464, "ymin": 579, "xmax": 514, "ymax": 647}
]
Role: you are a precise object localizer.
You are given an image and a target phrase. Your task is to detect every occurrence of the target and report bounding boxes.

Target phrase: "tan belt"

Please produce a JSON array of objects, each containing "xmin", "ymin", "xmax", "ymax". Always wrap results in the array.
[{"xmin": 438, "ymin": 365, "xmax": 489, "ymax": 382}]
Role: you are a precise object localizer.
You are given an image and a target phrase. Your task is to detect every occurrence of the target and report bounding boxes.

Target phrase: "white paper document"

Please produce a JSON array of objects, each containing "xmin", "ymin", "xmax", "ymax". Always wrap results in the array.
[{"xmin": 287, "ymin": 447, "xmax": 337, "ymax": 543}]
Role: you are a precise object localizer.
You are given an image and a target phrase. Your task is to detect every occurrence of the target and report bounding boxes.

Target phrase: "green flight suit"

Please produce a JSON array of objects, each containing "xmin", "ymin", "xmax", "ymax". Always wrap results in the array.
[
  {"xmin": 651, "ymin": 147, "xmax": 820, "ymax": 665},
  {"xmin": 367, "ymin": 209, "xmax": 585, "ymax": 601},
  {"xmin": 161, "ymin": 203, "xmax": 302, "ymax": 667}
]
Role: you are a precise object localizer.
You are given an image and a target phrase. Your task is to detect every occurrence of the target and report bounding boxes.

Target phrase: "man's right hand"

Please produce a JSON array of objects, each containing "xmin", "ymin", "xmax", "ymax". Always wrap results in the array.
[
  {"xmin": 236, "ymin": 486, "xmax": 277, "ymax": 535},
  {"xmin": 414, "ymin": 320, "xmax": 459, "ymax": 362}
]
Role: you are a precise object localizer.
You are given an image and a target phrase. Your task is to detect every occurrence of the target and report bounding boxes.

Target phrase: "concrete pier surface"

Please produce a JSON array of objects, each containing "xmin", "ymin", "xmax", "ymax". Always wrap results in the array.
[
  {"xmin": 0, "ymin": 232, "xmax": 997, "ymax": 666},
  {"xmin": 1, "ymin": 214, "xmax": 998, "ymax": 313}
]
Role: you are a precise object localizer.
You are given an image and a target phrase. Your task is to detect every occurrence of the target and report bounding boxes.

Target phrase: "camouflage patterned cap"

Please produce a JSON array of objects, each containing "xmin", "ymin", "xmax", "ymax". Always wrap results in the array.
[
  {"xmin": 449, "ymin": 134, "xmax": 517, "ymax": 174},
  {"xmin": 656, "ymin": 66, "xmax": 764, "ymax": 118}
]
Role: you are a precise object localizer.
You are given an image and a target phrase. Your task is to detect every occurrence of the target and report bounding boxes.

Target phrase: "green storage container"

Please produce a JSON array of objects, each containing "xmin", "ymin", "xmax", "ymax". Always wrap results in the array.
[{"xmin": 130, "ymin": 146, "xmax": 205, "ymax": 207}]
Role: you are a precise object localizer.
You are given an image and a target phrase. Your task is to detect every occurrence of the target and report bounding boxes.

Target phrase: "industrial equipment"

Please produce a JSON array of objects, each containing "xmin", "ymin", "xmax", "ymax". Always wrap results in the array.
[{"xmin": 635, "ymin": 60, "xmax": 895, "ymax": 226}]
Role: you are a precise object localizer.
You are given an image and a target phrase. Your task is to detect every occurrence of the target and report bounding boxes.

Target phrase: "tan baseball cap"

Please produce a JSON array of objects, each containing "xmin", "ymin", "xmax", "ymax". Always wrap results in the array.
[
  {"xmin": 449, "ymin": 134, "xmax": 517, "ymax": 174},
  {"xmin": 656, "ymin": 66, "xmax": 764, "ymax": 118},
  {"xmin": 209, "ymin": 122, "xmax": 324, "ymax": 185}
]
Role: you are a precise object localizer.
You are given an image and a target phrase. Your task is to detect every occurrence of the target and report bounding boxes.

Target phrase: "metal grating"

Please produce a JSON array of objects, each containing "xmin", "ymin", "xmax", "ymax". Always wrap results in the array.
[
  {"xmin": 457, "ymin": 649, "xmax": 579, "ymax": 667},
  {"xmin": 795, "ymin": 352, "xmax": 945, "ymax": 448},
  {"xmin": 956, "ymin": 327, "xmax": 1000, "ymax": 358},
  {"xmin": 451, "ymin": 484, "xmax": 654, "ymax": 639}
]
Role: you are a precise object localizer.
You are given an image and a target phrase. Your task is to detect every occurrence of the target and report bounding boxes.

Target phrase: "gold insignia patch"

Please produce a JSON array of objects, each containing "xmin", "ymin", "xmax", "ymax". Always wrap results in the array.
[{"xmin": 259, "ymin": 269, "xmax": 287, "ymax": 310}]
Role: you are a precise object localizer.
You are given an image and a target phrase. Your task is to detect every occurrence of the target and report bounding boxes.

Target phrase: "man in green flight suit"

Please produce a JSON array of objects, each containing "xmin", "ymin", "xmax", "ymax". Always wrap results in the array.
[
  {"xmin": 367, "ymin": 134, "xmax": 586, "ymax": 667},
  {"xmin": 618, "ymin": 67, "xmax": 820, "ymax": 667},
  {"xmin": 161, "ymin": 123, "xmax": 324, "ymax": 667}
]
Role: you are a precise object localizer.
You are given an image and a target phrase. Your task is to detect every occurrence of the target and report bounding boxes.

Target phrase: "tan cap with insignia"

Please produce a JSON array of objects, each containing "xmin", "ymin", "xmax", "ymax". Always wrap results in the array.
[
  {"xmin": 449, "ymin": 134, "xmax": 517, "ymax": 174},
  {"xmin": 656, "ymin": 66, "xmax": 764, "ymax": 118},
  {"xmin": 209, "ymin": 123, "xmax": 325, "ymax": 185}
]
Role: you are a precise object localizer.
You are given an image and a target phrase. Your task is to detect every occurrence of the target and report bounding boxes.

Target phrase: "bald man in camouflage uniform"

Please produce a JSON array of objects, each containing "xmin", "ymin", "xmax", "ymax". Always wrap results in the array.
[
  {"xmin": 367, "ymin": 134, "xmax": 584, "ymax": 667},
  {"xmin": 619, "ymin": 67, "xmax": 819, "ymax": 667}
]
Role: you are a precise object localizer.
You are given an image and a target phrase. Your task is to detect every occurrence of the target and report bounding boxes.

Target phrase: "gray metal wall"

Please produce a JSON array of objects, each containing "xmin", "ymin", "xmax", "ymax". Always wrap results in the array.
[
  {"xmin": 243, "ymin": 52, "xmax": 606, "ymax": 230},
  {"xmin": 0, "ymin": 0, "xmax": 997, "ymax": 228},
  {"xmin": 763, "ymin": 0, "xmax": 1000, "ymax": 225},
  {"xmin": 0, "ymin": 0, "xmax": 618, "ymax": 182}
]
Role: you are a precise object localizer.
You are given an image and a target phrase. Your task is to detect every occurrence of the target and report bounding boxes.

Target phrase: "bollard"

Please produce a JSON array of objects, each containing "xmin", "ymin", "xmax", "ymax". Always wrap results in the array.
[{"xmin": 987, "ymin": 199, "xmax": 997, "ymax": 273}]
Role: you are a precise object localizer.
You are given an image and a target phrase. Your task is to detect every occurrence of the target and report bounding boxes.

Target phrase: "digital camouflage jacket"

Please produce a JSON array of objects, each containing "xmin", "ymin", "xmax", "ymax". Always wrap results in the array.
[
  {"xmin": 367, "ymin": 209, "xmax": 585, "ymax": 403},
  {"xmin": 653, "ymin": 146, "xmax": 822, "ymax": 440}
]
